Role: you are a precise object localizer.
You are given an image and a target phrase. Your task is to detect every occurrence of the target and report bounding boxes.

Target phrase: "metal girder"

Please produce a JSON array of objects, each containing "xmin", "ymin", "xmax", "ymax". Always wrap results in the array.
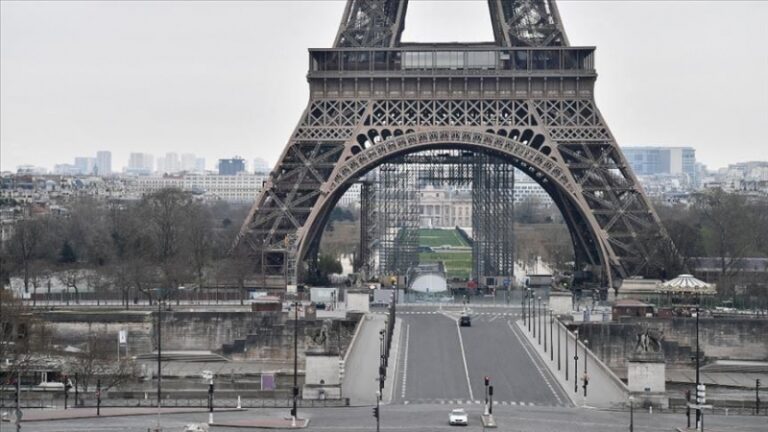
[
  {"xmin": 234, "ymin": 0, "xmax": 671, "ymax": 290},
  {"xmin": 334, "ymin": 0, "xmax": 568, "ymax": 48}
]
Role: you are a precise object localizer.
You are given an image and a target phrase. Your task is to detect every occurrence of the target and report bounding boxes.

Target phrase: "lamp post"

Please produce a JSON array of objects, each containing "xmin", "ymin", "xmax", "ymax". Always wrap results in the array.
[
  {"xmin": 550, "ymin": 309, "xmax": 554, "ymax": 361},
  {"xmin": 533, "ymin": 294, "xmax": 537, "ymax": 339},
  {"xmin": 292, "ymin": 300, "xmax": 299, "ymax": 425},
  {"xmin": 629, "ymin": 395, "xmax": 635, "ymax": 432},
  {"xmin": 573, "ymin": 329, "xmax": 579, "ymax": 393},
  {"xmin": 379, "ymin": 330, "xmax": 385, "ymax": 394},
  {"xmin": 156, "ymin": 290, "xmax": 163, "ymax": 408},
  {"xmin": 557, "ymin": 313, "xmax": 561, "ymax": 370},
  {"xmin": 522, "ymin": 289, "xmax": 527, "ymax": 326},
  {"xmin": 695, "ymin": 305, "xmax": 701, "ymax": 430},
  {"xmin": 543, "ymin": 302, "xmax": 547, "ymax": 352},
  {"xmin": 537, "ymin": 297, "xmax": 542, "ymax": 345},
  {"xmin": 152, "ymin": 286, "xmax": 185, "ymax": 410},
  {"xmin": 565, "ymin": 325, "xmax": 569, "ymax": 381},
  {"xmin": 583, "ymin": 339, "xmax": 589, "ymax": 398},
  {"xmin": 527, "ymin": 289, "xmax": 532, "ymax": 332}
]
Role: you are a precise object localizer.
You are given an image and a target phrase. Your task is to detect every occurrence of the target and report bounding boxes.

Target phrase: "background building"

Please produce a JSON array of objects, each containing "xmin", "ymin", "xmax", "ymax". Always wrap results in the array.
[
  {"xmin": 126, "ymin": 153, "xmax": 154, "ymax": 175},
  {"xmin": 74, "ymin": 157, "xmax": 96, "ymax": 175},
  {"xmin": 129, "ymin": 172, "xmax": 267, "ymax": 202},
  {"xmin": 218, "ymin": 157, "xmax": 246, "ymax": 175},
  {"xmin": 95, "ymin": 151, "xmax": 112, "ymax": 175},
  {"xmin": 623, "ymin": 146, "xmax": 697, "ymax": 186}
]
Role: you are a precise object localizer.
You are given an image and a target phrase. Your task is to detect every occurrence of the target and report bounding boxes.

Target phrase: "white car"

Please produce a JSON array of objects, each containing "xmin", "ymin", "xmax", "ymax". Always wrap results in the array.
[{"xmin": 448, "ymin": 408, "xmax": 468, "ymax": 426}]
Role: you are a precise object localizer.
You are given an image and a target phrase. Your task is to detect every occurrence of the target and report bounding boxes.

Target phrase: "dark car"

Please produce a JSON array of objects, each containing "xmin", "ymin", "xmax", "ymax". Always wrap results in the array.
[{"xmin": 459, "ymin": 315, "xmax": 471, "ymax": 327}]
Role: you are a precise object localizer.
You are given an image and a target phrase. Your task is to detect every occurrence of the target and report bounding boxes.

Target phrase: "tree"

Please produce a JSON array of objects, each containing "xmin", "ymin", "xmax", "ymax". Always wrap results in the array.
[
  {"xmin": 59, "ymin": 240, "xmax": 78, "ymax": 264},
  {"xmin": 693, "ymin": 190, "xmax": 759, "ymax": 284},
  {"xmin": 8, "ymin": 218, "xmax": 47, "ymax": 293},
  {"xmin": 0, "ymin": 289, "xmax": 51, "ymax": 397},
  {"xmin": 144, "ymin": 189, "xmax": 194, "ymax": 289},
  {"xmin": 65, "ymin": 331, "xmax": 137, "ymax": 393},
  {"xmin": 184, "ymin": 203, "xmax": 214, "ymax": 293}
]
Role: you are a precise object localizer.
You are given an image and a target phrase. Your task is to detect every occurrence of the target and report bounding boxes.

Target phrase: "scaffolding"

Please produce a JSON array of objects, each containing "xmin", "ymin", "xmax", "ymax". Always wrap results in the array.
[
  {"xmin": 363, "ymin": 149, "xmax": 515, "ymax": 287},
  {"xmin": 377, "ymin": 159, "xmax": 420, "ymax": 276},
  {"xmin": 472, "ymin": 153, "xmax": 515, "ymax": 286}
]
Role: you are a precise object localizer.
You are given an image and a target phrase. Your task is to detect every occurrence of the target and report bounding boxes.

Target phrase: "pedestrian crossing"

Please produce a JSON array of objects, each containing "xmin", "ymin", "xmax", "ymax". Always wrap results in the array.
[
  {"xmin": 395, "ymin": 311, "xmax": 520, "ymax": 318},
  {"xmin": 401, "ymin": 399, "xmax": 562, "ymax": 407}
]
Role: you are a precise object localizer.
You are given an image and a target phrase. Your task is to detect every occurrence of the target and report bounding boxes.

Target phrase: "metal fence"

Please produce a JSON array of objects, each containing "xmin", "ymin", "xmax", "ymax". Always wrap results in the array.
[{"xmin": 0, "ymin": 397, "xmax": 349, "ymax": 410}]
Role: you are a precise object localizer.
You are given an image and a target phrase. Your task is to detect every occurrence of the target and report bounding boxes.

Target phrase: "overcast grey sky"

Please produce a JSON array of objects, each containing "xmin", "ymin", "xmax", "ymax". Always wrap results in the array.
[{"xmin": 1, "ymin": 1, "xmax": 767, "ymax": 172}]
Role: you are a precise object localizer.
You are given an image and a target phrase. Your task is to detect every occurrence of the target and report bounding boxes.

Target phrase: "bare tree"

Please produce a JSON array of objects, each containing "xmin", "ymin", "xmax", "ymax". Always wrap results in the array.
[
  {"xmin": 8, "ymin": 218, "xmax": 46, "ymax": 293},
  {"xmin": 184, "ymin": 202, "xmax": 214, "ymax": 294},
  {"xmin": 65, "ymin": 331, "xmax": 137, "ymax": 393}
]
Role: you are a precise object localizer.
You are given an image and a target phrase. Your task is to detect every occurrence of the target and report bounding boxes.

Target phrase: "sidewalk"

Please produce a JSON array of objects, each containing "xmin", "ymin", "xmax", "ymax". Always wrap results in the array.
[
  {"xmin": 341, "ymin": 314, "xmax": 386, "ymax": 405},
  {"xmin": 210, "ymin": 417, "xmax": 309, "ymax": 429},
  {"xmin": 1, "ymin": 407, "xmax": 244, "ymax": 423},
  {"xmin": 514, "ymin": 319, "xmax": 629, "ymax": 409}
]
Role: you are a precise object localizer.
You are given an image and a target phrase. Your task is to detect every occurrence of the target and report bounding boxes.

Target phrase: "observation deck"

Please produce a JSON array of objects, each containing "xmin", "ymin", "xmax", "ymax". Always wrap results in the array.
[{"xmin": 309, "ymin": 46, "xmax": 596, "ymax": 78}]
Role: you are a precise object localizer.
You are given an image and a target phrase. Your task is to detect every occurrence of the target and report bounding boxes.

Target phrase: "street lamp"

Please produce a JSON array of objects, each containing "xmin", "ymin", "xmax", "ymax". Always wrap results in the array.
[
  {"xmin": 629, "ymin": 395, "xmax": 635, "ymax": 432},
  {"xmin": 538, "ymin": 297, "xmax": 543, "ymax": 345},
  {"xmin": 152, "ymin": 286, "xmax": 186, "ymax": 408},
  {"xmin": 695, "ymin": 305, "xmax": 701, "ymax": 430},
  {"xmin": 522, "ymin": 288, "xmax": 527, "ymax": 326},
  {"xmin": 550, "ymin": 309, "xmax": 554, "ymax": 362},
  {"xmin": 573, "ymin": 329, "xmax": 579, "ymax": 393},
  {"xmin": 583, "ymin": 339, "xmax": 589, "ymax": 398},
  {"xmin": 292, "ymin": 300, "xmax": 299, "ymax": 425},
  {"xmin": 543, "ymin": 302, "xmax": 548, "ymax": 352}
]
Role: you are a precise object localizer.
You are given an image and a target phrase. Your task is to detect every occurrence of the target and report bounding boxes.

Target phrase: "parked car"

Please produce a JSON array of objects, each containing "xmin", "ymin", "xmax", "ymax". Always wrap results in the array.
[{"xmin": 448, "ymin": 408, "xmax": 468, "ymax": 426}]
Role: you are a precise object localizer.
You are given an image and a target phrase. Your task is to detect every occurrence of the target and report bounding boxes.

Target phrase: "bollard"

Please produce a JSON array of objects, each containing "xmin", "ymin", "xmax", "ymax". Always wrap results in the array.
[
  {"xmin": 209, "ymin": 412, "xmax": 214, "ymax": 424},
  {"xmin": 237, "ymin": 395, "xmax": 241, "ymax": 409},
  {"xmin": 725, "ymin": 408, "xmax": 728, "ymax": 416},
  {"xmin": 649, "ymin": 405, "xmax": 652, "ymax": 414}
]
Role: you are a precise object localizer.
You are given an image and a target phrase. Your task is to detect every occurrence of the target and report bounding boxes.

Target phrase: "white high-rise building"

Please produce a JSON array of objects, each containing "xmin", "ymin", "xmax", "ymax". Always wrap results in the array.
[
  {"xmin": 253, "ymin": 157, "xmax": 271, "ymax": 174},
  {"xmin": 74, "ymin": 157, "xmax": 96, "ymax": 175},
  {"xmin": 181, "ymin": 153, "xmax": 197, "ymax": 171},
  {"xmin": 127, "ymin": 153, "xmax": 154, "ymax": 175},
  {"xmin": 164, "ymin": 152, "xmax": 181, "ymax": 173},
  {"xmin": 96, "ymin": 151, "xmax": 112, "ymax": 175},
  {"xmin": 195, "ymin": 158, "xmax": 206, "ymax": 172}
]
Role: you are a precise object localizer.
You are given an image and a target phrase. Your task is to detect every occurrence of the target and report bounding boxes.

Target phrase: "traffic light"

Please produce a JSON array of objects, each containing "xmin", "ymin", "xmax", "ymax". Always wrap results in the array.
[
  {"xmin": 484, "ymin": 376, "xmax": 490, "ymax": 387},
  {"xmin": 372, "ymin": 407, "xmax": 379, "ymax": 419},
  {"xmin": 489, "ymin": 385, "xmax": 493, "ymax": 396},
  {"xmin": 696, "ymin": 384, "xmax": 706, "ymax": 405}
]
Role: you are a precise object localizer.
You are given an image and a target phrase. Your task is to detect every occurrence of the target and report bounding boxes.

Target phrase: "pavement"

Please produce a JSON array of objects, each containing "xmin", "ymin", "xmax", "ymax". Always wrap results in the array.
[
  {"xmin": 0, "ymin": 407, "xmax": 244, "ymax": 422},
  {"xmin": 210, "ymin": 417, "xmax": 309, "ymax": 429},
  {"xmin": 341, "ymin": 314, "xmax": 386, "ymax": 405}
]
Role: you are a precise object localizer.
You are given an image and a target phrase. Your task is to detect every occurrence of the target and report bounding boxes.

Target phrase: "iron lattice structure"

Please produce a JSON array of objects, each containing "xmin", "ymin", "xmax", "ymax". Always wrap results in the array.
[
  {"xmin": 472, "ymin": 153, "xmax": 516, "ymax": 285},
  {"xmin": 377, "ymin": 161, "xmax": 420, "ymax": 276},
  {"xmin": 363, "ymin": 150, "xmax": 515, "ymax": 286},
  {"xmin": 235, "ymin": 0, "xmax": 670, "ymax": 290}
]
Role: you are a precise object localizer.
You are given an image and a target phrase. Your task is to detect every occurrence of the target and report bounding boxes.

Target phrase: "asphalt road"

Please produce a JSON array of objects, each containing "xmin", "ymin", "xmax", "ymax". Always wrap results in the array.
[
  {"xmin": 393, "ymin": 305, "xmax": 566, "ymax": 407},
  {"xmin": 398, "ymin": 313, "xmax": 471, "ymax": 403},
  {"xmin": 14, "ymin": 404, "xmax": 768, "ymax": 432}
]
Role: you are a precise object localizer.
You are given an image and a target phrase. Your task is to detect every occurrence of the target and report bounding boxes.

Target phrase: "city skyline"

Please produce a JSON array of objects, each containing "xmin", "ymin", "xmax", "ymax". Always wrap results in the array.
[{"xmin": 2, "ymin": 1, "xmax": 767, "ymax": 172}]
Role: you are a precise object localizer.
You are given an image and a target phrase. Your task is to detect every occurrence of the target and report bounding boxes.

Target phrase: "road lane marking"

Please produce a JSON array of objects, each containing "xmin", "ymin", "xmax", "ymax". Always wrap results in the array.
[
  {"xmin": 455, "ymin": 320, "xmax": 475, "ymax": 401},
  {"xmin": 506, "ymin": 320, "xmax": 564, "ymax": 406},
  {"xmin": 400, "ymin": 323, "xmax": 410, "ymax": 400},
  {"xmin": 489, "ymin": 314, "xmax": 500, "ymax": 322}
]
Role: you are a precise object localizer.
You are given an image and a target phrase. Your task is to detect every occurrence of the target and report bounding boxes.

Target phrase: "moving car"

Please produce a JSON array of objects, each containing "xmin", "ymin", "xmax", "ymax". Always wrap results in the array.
[
  {"xmin": 449, "ymin": 408, "xmax": 469, "ymax": 426},
  {"xmin": 459, "ymin": 314, "xmax": 471, "ymax": 327}
]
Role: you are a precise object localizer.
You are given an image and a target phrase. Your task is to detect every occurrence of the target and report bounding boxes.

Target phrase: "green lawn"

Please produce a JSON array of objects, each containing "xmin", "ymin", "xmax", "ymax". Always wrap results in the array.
[
  {"xmin": 419, "ymin": 251, "xmax": 472, "ymax": 280},
  {"xmin": 418, "ymin": 229, "xmax": 469, "ymax": 248}
]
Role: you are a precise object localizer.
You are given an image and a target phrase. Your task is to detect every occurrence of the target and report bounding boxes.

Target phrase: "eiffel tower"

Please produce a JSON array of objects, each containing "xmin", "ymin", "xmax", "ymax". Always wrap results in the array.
[{"xmin": 235, "ymin": 0, "xmax": 669, "ymax": 291}]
